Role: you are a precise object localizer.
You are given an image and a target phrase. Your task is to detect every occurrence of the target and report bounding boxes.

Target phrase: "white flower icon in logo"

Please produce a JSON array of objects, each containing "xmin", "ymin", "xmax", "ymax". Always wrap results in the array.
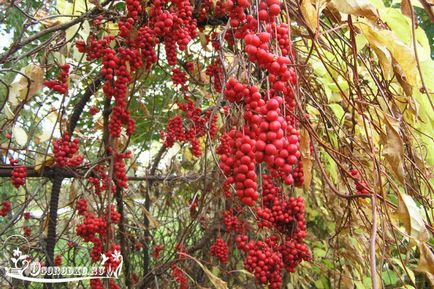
[{"xmin": 111, "ymin": 250, "xmax": 121, "ymax": 262}]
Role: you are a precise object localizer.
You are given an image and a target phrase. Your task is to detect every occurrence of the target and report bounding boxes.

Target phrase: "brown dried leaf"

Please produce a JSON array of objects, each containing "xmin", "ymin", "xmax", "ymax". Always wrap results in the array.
[
  {"xmin": 301, "ymin": 0, "xmax": 318, "ymax": 31},
  {"xmin": 141, "ymin": 206, "xmax": 160, "ymax": 229},
  {"xmin": 401, "ymin": 0, "xmax": 418, "ymax": 26},
  {"xmin": 69, "ymin": 180, "xmax": 77, "ymax": 206},
  {"xmin": 138, "ymin": 101, "xmax": 151, "ymax": 117},
  {"xmin": 381, "ymin": 113, "xmax": 405, "ymax": 184},
  {"xmin": 416, "ymin": 242, "xmax": 434, "ymax": 275}
]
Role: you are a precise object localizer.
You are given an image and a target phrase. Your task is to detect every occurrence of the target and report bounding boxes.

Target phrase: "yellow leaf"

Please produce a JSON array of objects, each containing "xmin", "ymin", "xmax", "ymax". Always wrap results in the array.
[
  {"xmin": 105, "ymin": 22, "xmax": 119, "ymax": 36},
  {"xmin": 331, "ymin": 0, "xmax": 379, "ymax": 20},
  {"xmin": 301, "ymin": 0, "xmax": 318, "ymax": 31},
  {"xmin": 140, "ymin": 205, "xmax": 160, "ymax": 229},
  {"xmin": 198, "ymin": 31, "xmax": 210, "ymax": 51},
  {"xmin": 35, "ymin": 10, "xmax": 61, "ymax": 27},
  {"xmin": 69, "ymin": 180, "xmax": 77, "ymax": 206},
  {"xmin": 381, "ymin": 113, "xmax": 405, "ymax": 183},
  {"xmin": 396, "ymin": 192, "xmax": 429, "ymax": 243},
  {"xmin": 34, "ymin": 155, "xmax": 55, "ymax": 172},
  {"xmin": 12, "ymin": 126, "xmax": 28, "ymax": 147},
  {"xmin": 357, "ymin": 22, "xmax": 417, "ymax": 86},
  {"xmin": 416, "ymin": 242, "xmax": 434, "ymax": 275},
  {"xmin": 300, "ymin": 129, "xmax": 313, "ymax": 189},
  {"xmin": 8, "ymin": 64, "xmax": 44, "ymax": 108}
]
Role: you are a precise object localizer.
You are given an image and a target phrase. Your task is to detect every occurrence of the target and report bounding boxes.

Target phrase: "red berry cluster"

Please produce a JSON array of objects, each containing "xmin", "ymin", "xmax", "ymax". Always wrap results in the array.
[
  {"xmin": 185, "ymin": 61, "xmax": 194, "ymax": 72},
  {"xmin": 11, "ymin": 166, "xmax": 27, "ymax": 188},
  {"xmin": 153, "ymin": 245, "xmax": 163, "ymax": 259},
  {"xmin": 23, "ymin": 225, "xmax": 31, "ymax": 236},
  {"xmin": 103, "ymin": 244, "xmax": 122, "ymax": 272},
  {"xmin": 161, "ymin": 97, "xmax": 217, "ymax": 157},
  {"xmin": 210, "ymin": 238, "xmax": 229, "ymax": 263},
  {"xmin": 172, "ymin": 68, "xmax": 188, "ymax": 91},
  {"xmin": 209, "ymin": 0, "xmax": 310, "ymax": 282},
  {"xmin": 77, "ymin": 198, "xmax": 88, "ymax": 214},
  {"xmin": 257, "ymin": 175, "xmax": 307, "ymax": 239},
  {"xmin": 0, "ymin": 201, "xmax": 11, "ymax": 217},
  {"xmin": 88, "ymin": 164, "xmax": 114, "ymax": 196},
  {"xmin": 351, "ymin": 169, "xmax": 369, "ymax": 194},
  {"xmin": 257, "ymin": 0, "xmax": 281, "ymax": 22},
  {"xmin": 54, "ymin": 255, "xmax": 62, "ymax": 266},
  {"xmin": 223, "ymin": 209, "xmax": 238, "ymax": 231},
  {"xmin": 293, "ymin": 161, "xmax": 304, "ymax": 187},
  {"xmin": 114, "ymin": 151, "xmax": 132, "ymax": 189},
  {"xmin": 236, "ymin": 236, "xmax": 283, "ymax": 289},
  {"xmin": 76, "ymin": 210, "xmax": 107, "ymax": 262},
  {"xmin": 137, "ymin": 26, "xmax": 158, "ymax": 69},
  {"xmin": 90, "ymin": 278, "xmax": 120, "ymax": 289},
  {"xmin": 150, "ymin": 0, "xmax": 197, "ymax": 66},
  {"xmin": 205, "ymin": 60, "xmax": 223, "ymax": 92},
  {"xmin": 24, "ymin": 212, "xmax": 31, "ymax": 220},
  {"xmin": 107, "ymin": 204, "xmax": 121, "ymax": 224},
  {"xmin": 217, "ymin": 128, "xmax": 258, "ymax": 206},
  {"xmin": 224, "ymin": 0, "xmax": 251, "ymax": 31},
  {"xmin": 89, "ymin": 106, "xmax": 99, "ymax": 115},
  {"xmin": 44, "ymin": 64, "xmax": 70, "ymax": 94},
  {"xmin": 161, "ymin": 115, "xmax": 185, "ymax": 147},
  {"xmin": 171, "ymin": 264, "xmax": 189, "ymax": 289},
  {"xmin": 126, "ymin": 0, "xmax": 142, "ymax": 19},
  {"xmin": 223, "ymin": 78, "xmax": 250, "ymax": 103},
  {"xmin": 279, "ymin": 238, "xmax": 311, "ymax": 273},
  {"xmin": 53, "ymin": 131, "xmax": 83, "ymax": 167}
]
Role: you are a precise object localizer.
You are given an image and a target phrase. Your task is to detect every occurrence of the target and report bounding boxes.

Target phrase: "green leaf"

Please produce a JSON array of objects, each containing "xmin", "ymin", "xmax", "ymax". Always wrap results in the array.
[
  {"xmin": 329, "ymin": 104, "xmax": 345, "ymax": 122},
  {"xmin": 381, "ymin": 270, "xmax": 398, "ymax": 286}
]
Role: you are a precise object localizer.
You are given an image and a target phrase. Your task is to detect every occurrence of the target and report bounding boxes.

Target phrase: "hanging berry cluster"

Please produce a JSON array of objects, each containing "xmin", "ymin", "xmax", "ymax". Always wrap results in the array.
[
  {"xmin": 351, "ymin": 169, "xmax": 369, "ymax": 195},
  {"xmin": 53, "ymin": 131, "xmax": 84, "ymax": 167},
  {"xmin": 11, "ymin": 166, "xmax": 27, "ymax": 188},
  {"xmin": 171, "ymin": 264, "xmax": 189, "ymax": 289},
  {"xmin": 0, "ymin": 201, "xmax": 11, "ymax": 217},
  {"xmin": 61, "ymin": 0, "xmax": 310, "ymax": 286},
  {"xmin": 161, "ymin": 97, "xmax": 217, "ymax": 157},
  {"xmin": 206, "ymin": 0, "xmax": 311, "ymax": 286},
  {"xmin": 44, "ymin": 64, "xmax": 70, "ymax": 94},
  {"xmin": 76, "ymin": 198, "xmax": 121, "ymax": 264},
  {"xmin": 210, "ymin": 237, "xmax": 229, "ymax": 263}
]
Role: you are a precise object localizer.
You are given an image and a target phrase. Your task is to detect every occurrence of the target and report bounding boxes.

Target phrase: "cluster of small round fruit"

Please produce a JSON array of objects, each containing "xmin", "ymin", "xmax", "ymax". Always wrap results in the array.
[
  {"xmin": 171, "ymin": 264, "xmax": 189, "ymax": 289},
  {"xmin": 0, "ymin": 201, "xmax": 11, "ymax": 217},
  {"xmin": 236, "ymin": 235, "xmax": 284, "ymax": 289},
  {"xmin": 11, "ymin": 166, "xmax": 27, "ymax": 188},
  {"xmin": 351, "ymin": 169, "xmax": 369, "ymax": 195},
  {"xmin": 53, "ymin": 131, "xmax": 83, "ymax": 167},
  {"xmin": 210, "ymin": 238, "xmax": 229, "ymax": 263},
  {"xmin": 44, "ymin": 64, "xmax": 70, "ymax": 94}
]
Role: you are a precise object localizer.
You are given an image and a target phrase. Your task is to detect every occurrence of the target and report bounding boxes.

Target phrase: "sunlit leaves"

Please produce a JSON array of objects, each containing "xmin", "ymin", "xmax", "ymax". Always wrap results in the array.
[
  {"xmin": 381, "ymin": 113, "xmax": 405, "ymax": 184},
  {"xmin": 331, "ymin": 0, "xmax": 379, "ymax": 20},
  {"xmin": 11, "ymin": 125, "xmax": 28, "ymax": 147},
  {"xmin": 396, "ymin": 191, "xmax": 429, "ymax": 243},
  {"xmin": 8, "ymin": 64, "xmax": 44, "ymax": 109},
  {"xmin": 356, "ymin": 21, "xmax": 418, "ymax": 86}
]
